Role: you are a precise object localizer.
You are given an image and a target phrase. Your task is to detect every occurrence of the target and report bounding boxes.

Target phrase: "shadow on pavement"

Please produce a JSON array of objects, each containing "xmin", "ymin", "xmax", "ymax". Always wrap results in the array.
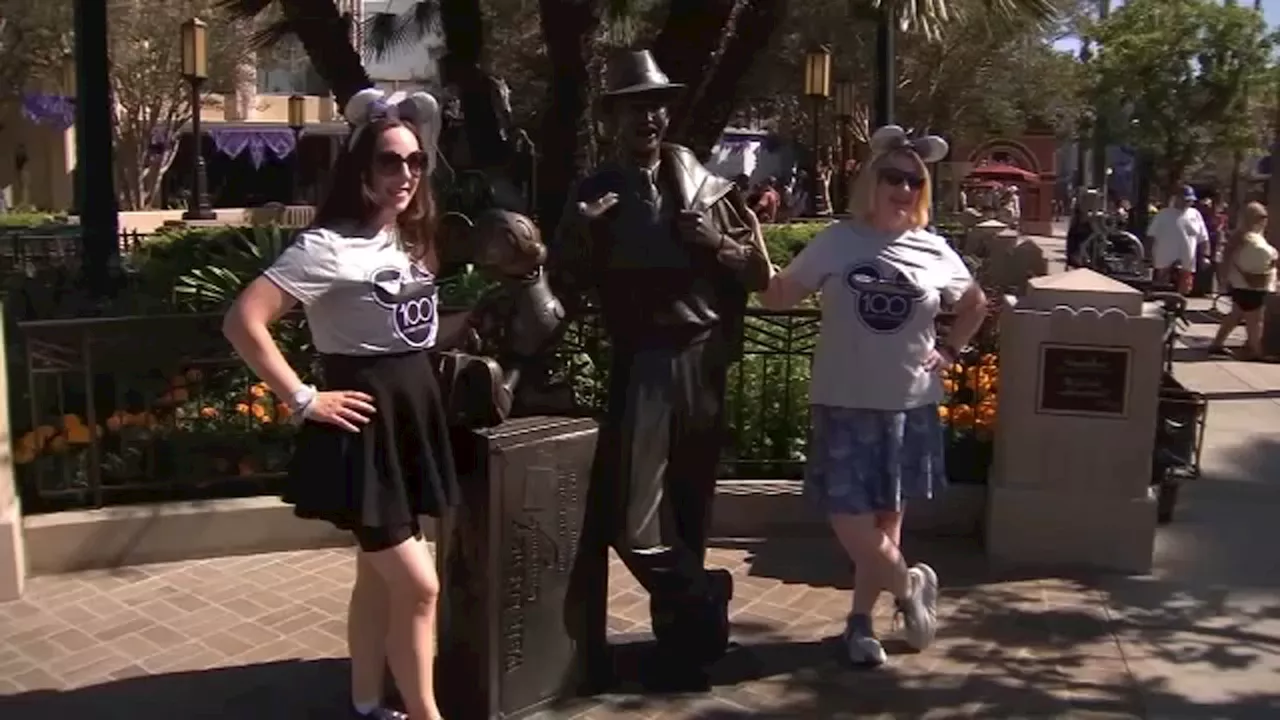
[
  {"xmin": 706, "ymin": 527, "xmax": 1280, "ymax": 718},
  {"xmin": 0, "ymin": 659, "xmax": 351, "ymax": 719}
]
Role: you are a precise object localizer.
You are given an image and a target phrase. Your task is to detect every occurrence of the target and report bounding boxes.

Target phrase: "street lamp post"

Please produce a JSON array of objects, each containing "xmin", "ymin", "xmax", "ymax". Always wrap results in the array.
[
  {"xmin": 874, "ymin": 4, "xmax": 895, "ymax": 127},
  {"xmin": 181, "ymin": 18, "xmax": 216, "ymax": 221},
  {"xmin": 804, "ymin": 46, "xmax": 832, "ymax": 217},
  {"xmin": 833, "ymin": 79, "xmax": 855, "ymax": 214},
  {"xmin": 287, "ymin": 94, "xmax": 306, "ymax": 204},
  {"xmin": 73, "ymin": 0, "xmax": 119, "ymax": 297}
]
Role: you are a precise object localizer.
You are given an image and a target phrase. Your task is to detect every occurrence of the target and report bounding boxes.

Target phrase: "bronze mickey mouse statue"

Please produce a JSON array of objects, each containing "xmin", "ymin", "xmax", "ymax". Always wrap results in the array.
[{"xmin": 431, "ymin": 208, "xmax": 575, "ymax": 428}]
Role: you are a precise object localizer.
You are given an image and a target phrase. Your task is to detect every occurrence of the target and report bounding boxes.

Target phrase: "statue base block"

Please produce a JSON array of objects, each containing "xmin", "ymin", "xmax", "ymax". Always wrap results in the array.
[{"xmin": 438, "ymin": 416, "xmax": 602, "ymax": 720}]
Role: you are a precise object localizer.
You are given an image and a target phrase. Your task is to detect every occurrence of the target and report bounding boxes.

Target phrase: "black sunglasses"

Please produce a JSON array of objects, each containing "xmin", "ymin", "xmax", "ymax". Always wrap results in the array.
[
  {"xmin": 878, "ymin": 167, "xmax": 926, "ymax": 191},
  {"xmin": 373, "ymin": 150, "xmax": 428, "ymax": 177}
]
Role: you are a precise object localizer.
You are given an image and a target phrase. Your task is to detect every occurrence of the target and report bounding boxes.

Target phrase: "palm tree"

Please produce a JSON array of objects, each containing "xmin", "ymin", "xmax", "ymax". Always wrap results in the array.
[
  {"xmin": 219, "ymin": 0, "xmax": 1066, "ymax": 229},
  {"xmin": 217, "ymin": 0, "xmax": 370, "ymax": 107}
]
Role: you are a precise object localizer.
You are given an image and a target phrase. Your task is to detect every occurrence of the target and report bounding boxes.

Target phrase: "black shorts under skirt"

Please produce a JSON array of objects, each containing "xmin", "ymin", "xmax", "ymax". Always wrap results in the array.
[
  {"xmin": 1230, "ymin": 288, "xmax": 1269, "ymax": 313},
  {"xmin": 282, "ymin": 350, "xmax": 459, "ymax": 532}
]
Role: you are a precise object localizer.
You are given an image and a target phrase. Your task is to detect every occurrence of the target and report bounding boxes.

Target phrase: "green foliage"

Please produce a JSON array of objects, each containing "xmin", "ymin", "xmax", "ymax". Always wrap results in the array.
[
  {"xmin": 1087, "ymin": 0, "xmax": 1278, "ymax": 190},
  {"xmin": 165, "ymin": 226, "xmax": 294, "ymax": 310},
  {"xmin": 0, "ymin": 212, "xmax": 69, "ymax": 227},
  {"xmin": 761, "ymin": 221, "xmax": 830, "ymax": 264}
]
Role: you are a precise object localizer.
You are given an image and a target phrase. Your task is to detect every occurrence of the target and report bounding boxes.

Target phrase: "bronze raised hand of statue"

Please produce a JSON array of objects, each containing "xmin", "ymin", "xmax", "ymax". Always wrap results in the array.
[{"xmin": 578, "ymin": 193, "xmax": 619, "ymax": 219}]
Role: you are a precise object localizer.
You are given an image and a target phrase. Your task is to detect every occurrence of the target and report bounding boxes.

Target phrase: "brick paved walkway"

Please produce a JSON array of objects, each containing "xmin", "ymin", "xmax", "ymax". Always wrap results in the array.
[{"xmin": 0, "ymin": 536, "xmax": 1144, "ymax": 719}]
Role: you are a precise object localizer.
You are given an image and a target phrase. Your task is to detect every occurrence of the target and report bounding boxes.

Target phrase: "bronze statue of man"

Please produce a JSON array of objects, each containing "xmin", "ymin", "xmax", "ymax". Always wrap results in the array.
[{"xmin": 551, "ymin": 50, "xmax": 772, "ymax": 690}]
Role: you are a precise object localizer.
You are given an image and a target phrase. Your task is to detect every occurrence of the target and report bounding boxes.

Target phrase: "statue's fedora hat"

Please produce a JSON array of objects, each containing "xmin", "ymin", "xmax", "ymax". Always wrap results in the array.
[{"xmin": 603, "ymin": 50, "xmax": 685, "ymax": 99}]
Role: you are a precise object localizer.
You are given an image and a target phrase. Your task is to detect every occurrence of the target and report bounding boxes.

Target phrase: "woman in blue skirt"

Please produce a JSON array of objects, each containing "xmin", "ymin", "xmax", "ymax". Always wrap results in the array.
[{"xmin": 761, "ymin": 125, "xmax": 988, "ymax": 666}]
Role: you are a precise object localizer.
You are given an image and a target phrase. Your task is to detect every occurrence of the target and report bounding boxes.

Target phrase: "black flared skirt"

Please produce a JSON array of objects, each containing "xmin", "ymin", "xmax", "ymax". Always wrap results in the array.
[{"xmin": 282, "ymin": 350, "xmax": 459, "ymax": 531}]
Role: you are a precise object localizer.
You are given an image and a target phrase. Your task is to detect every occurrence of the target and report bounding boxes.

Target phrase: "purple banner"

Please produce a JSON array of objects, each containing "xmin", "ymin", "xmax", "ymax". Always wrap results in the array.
[
  {"xmin": 207, "ymin": 127, "xmax": 297, "ymax": 169},
  {"xmin": 21, "ymin": 93, "xmax": 76, "ymax": 131}
]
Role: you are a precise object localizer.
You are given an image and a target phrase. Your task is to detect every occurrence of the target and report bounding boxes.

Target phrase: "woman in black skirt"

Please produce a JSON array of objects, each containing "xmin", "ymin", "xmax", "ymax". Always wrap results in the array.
[{"xmin": 223, "ymin": 89, "xmax": 457, "ymax": 720}]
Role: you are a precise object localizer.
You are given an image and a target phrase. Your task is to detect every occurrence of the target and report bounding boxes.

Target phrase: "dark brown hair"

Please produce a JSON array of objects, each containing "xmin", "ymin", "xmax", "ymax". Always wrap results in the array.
[{"xmin": 313, "ymin": 118, "xmax": 436, "ymax": 265}]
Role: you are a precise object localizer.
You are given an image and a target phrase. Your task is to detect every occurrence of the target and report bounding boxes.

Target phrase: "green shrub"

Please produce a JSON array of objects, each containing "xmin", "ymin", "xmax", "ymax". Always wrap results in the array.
[
  {"xmin": 762, "ymin": 221, "xmax": 831, "ymax": 265},
  {"xmin": 0, "ymin": 211, "xmax": 68, "ymax": 227}
]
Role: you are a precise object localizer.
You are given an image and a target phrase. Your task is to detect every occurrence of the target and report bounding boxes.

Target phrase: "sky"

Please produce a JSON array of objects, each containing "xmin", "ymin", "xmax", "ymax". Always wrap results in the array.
[{"xmin": 1055, "ymin": 0, "xmax": 1280, "ymax": 53}]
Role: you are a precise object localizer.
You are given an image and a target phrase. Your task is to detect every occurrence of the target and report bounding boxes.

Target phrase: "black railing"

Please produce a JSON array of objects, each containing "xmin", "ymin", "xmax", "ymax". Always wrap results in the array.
[
  {"xmin": 13, "ymin": 309, "xmax": 825, "ymax": 512},
  {"xmin": 13, "ymin": 306, "xmax": 995, "ymax": 513}
]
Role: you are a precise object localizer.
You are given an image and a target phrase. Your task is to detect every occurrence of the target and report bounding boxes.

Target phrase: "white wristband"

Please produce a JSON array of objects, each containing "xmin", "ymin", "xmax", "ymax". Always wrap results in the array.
[{"xmin": 288, "ymin": 384, "xmax": 318, "ymax": 416}]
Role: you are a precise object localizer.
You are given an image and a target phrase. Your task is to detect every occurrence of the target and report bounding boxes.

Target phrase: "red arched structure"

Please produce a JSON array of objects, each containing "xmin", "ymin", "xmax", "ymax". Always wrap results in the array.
[{"xmin": 955, "ymin": 134, "xmax": 1059, "ymax": 235}]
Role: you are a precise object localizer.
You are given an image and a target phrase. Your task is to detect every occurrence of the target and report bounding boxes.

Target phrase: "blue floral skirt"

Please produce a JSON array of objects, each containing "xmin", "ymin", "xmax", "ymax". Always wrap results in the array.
[{"xmin": 805, "ymin": 404, "xmax": 947, "ymax": 516}]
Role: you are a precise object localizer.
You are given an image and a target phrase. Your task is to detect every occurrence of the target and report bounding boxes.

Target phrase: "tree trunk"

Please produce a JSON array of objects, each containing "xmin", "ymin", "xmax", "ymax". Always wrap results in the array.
[
  {"xmin": 441, "ymin": 0, "xmax": 485, "ymax": 62},
  {"xmin": 274, "ymin": 0, "xmax": 370, "ymax": 108},
  {"xmin": 535, "ymin": 0, "xmax": 603, "ymax": 230},
  {"xmin": 651, "ymin": 0, "xmax": 737, "ymax": 135},
  {"xmin": 676, "ymin": 0, "xmax": 789, "ymax": 159}
]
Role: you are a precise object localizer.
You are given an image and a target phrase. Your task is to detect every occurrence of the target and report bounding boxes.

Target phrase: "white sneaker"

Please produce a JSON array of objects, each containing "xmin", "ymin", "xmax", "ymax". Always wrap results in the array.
[
  {"xmin": 896, "ymin": 563, "xmax": 939, "ymax": 650},
  {"xmin": 842, "ymin": 618, "xmax": 887, "ymax": 667}
]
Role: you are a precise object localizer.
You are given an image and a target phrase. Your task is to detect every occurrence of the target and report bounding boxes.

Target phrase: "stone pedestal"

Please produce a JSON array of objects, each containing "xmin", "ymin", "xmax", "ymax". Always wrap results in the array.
[
  {"xmin": 976, "ymin": 229, "xmax": 1049, "ymax": 295},
  {"xmin": 986, "ymin": 270, "xmax": 1163, "ymax": 574},
  {"xmin": 438, "ymin": 416, "xmax": 600, "ymax": 720},
  {"xmin": 0, "ymin": 309, "xmax": 25, "ymax": 601},
  {"xmin": 962, "ymin": 218, "xmax": 1007, "ymax": 256}
]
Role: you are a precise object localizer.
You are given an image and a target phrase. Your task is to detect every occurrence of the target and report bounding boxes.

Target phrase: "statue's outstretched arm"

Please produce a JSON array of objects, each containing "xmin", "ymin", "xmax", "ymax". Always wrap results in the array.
[
  {"xmin": 546, "ymin": 181, "xmax": 601, "ymax": 324},
  {"xmin": 712, "ymin": 189, "xmax": 773, "ymax": 293}
]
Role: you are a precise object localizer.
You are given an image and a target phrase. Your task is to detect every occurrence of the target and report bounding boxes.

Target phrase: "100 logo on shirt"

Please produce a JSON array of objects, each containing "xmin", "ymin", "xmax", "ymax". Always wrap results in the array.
[{"xmin": 845, "ymin": 263, "xmax": 926, "ymax": 334}]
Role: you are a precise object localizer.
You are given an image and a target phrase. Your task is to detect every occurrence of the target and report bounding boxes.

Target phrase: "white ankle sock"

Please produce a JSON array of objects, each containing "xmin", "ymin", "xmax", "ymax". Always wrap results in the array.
[{"xmin": 353, "ymin": 700, "xmax": 379, "ymax": 715}]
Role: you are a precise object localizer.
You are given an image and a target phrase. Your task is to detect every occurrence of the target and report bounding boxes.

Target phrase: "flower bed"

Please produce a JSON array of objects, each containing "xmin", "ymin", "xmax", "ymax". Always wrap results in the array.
[{"xmin": 939, "ymin": 351, "xmax": 998, "ymax": 484}]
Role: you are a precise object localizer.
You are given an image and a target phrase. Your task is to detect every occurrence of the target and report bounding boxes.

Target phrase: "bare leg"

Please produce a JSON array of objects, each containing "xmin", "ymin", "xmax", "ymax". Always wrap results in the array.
[
  {"xmin": 830, "ymin": 513, "xmax": 909, "ymax": 616},
  {"xmin": 874, "ymin": 510, "xmax": 904, "ymax": 550},
  {"xmin": 349, "ymin": 553, "xmax": 391, "ymax": 710},
  {"xmin": 1211, "ymin": 306, "xmax": 1242, "ymax": 349},
  {"xmin": 364, "ymin": 536, "xmax": 443, "ymax": 720},
  {"xmin": 1243, "ymin": 308, "xmax": 1265, "ymax": 358}
]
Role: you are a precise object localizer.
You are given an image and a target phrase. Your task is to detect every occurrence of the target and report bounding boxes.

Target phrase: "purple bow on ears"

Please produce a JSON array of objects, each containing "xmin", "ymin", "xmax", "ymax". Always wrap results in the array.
[{"xmin": 342, "ymin": 88, "xmax": 443, "ymax": 173}]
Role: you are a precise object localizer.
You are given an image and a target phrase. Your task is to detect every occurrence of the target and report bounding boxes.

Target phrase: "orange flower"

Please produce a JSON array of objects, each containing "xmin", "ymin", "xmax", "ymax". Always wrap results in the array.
[
  {"xmin": 275, "ymin": 402, "xmax": 292, "ymax": 420},
  {"xmin": 249, "ymin": 383, "xmax": 269, "ymax": 399},
  {"xmin": 949, "ymin": 404, "xmax": 975, "ymax": 430},
  {"xmin": 937, "ymin": 405, "xmax": 950, "ymax": 421},
  {"xmin": 235, "ymin": 402, "xmax": 251, "ymax": 416},
  {"xmin": 199, "ymin": 406, "xmax": 219, "ymax": 419}
]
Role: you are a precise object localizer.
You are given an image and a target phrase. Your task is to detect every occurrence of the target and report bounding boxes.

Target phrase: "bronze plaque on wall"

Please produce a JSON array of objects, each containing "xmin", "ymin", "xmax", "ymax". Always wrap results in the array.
[{"xmin": 1036, "ymin": 344, "xmax": 1131, "ymax": 417}]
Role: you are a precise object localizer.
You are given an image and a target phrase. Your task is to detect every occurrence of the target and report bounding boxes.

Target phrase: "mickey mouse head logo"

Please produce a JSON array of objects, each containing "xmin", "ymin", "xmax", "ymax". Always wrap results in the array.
[
  {"xmin": 845, "ymin": 263, "xmax": 926, "ymax": 333},
  {"xmin": 369, "ymin": 265, "xmax": 437, "ymax": 348}
]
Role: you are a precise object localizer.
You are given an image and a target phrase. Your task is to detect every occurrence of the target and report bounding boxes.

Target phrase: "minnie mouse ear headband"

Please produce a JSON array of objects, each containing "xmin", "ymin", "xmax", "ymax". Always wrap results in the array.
[
  {"xmin": 343, "ymin": 88, "xmax": 442, "ymax": 174},
  {"xmin": 869, "ymin": 125, "xmax": 949, "ymax": 164}
]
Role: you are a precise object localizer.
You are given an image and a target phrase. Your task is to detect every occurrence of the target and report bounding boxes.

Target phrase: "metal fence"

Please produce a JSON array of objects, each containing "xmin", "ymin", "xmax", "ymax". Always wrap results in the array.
[{"xmin": 12, "ymin": 306, "xmax": 996, "ymax": 513}]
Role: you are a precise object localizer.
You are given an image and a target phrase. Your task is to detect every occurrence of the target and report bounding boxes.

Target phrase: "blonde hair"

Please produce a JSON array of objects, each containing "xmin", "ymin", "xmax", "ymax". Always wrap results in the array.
[
  {"xmin": 1241, "ymin": 201, "xmax": 1268, "ymax": 233},
  {"xmin": 846, "ymin": 150, "xmax": 933, "ymax": 229}
]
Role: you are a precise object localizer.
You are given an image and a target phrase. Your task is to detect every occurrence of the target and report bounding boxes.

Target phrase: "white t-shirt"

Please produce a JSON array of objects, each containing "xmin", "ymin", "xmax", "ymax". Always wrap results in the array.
[
  {"xmin": 1147, "ymin": 207, "xmax": 1208, "ymax": 270},
  {"xmin": 264, "ymin": 226, "xmax": 439, "ymax": 355},
  {"xmin": 785, "ymin": 221, "xmax": 973, "ymax": 411},
  {"xmin": 1228, "ymin": 231, "xmax": 1278, "ymax": 293}
]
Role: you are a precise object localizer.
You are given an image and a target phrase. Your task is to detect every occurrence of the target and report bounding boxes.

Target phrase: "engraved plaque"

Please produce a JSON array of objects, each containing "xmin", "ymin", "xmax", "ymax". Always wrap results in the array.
[
  {"xmin": 1037, "ymin": 344, "xmax": 1130, "ymax": 417},
  {"xmin": 439, "ymin": 416, "xmax": 600, "ymax": 720}
]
